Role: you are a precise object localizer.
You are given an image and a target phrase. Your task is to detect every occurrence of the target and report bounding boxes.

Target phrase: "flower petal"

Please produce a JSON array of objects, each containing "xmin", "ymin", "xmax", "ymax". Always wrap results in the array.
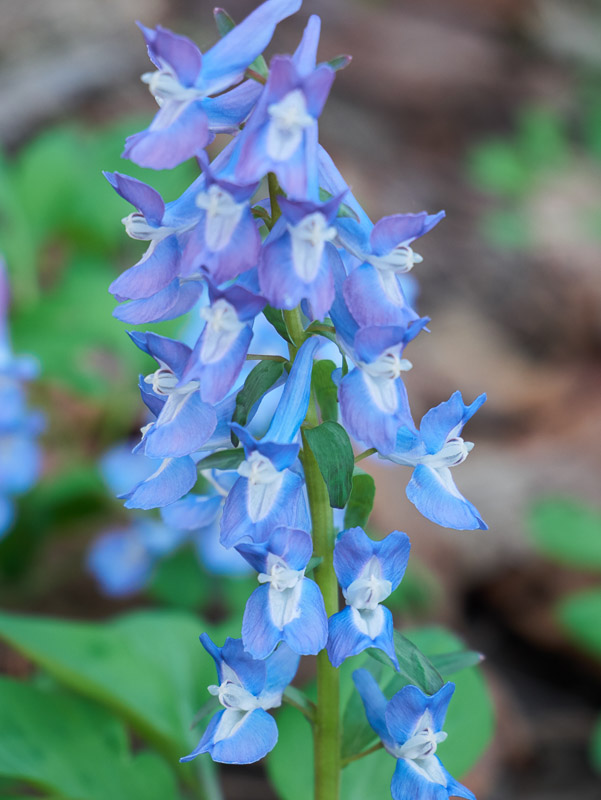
[{"xmin": 406, "ymin": 465, "xmax": 487, "ymax": 531}]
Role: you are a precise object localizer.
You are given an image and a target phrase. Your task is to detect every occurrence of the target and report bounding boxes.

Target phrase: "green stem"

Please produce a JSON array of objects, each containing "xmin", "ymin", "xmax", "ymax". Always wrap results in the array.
[
  {"xmin": 301, "ymin": 406, "xmax": 340, "ymax": 800},
  {"xmin": 354, "ymin": 447, "xmax": 376, "ymax": 463},
  {"xmin": 282, "ymin": 308, "xmax": 306, "ymax": 355},
  {"xmin": 341, "ymin": 741, "xmax": 384, "ymax": 767},
  {"xmin": 268, "ymin": 171, "xmax": 282, "ymax": 223},
  {"xmin": 245, "ymin": 353, "xmax": 288, "ymax": 362}
]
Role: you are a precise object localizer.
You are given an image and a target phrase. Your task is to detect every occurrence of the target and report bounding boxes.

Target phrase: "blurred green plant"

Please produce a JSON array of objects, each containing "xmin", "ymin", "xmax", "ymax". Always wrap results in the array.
[
  {"xmin": 528, "ymin": 497, "xmax": 601, "ymax": 773},
  {"xmin": 467, "ymin": 100, "xmax": 601, "ymax": 250}
]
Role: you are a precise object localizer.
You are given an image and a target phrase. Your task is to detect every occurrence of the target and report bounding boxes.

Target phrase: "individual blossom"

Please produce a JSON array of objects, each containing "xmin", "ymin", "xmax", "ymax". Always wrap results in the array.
[
  {"xmin": 181, "ymin": 275, "xmax": 266, "ymax": 404},
  {"xmin": 330, "ymin": 275, "xmax": 428, "ymax": 453},
  {"xmin": 181, "ymin": 635, "xmax": 299, "ymax": 764},
  {"xmin": 124, "ymin": 0, "xmax": 303, "ymax": 169},
  {"xmin": 231, "ymin": 15, "xmax": 334, "ymax": 198},
  {"xmin": 258, "ymin": 193, "xmax": 344, "ymax": 320},
  {"xmin": 236, "ymin": 527, "xmax": 328, "ymax": 658},
  {"xmin": 327, "ymin": 527, "xmax": 410, "ymax": 668},
  {"xmin": 352, "ymin": 671, "xmax": 476, "ymax": 800},
  {"xmin": 383, "ymin": 391, "xmax": 487, "ymax": 531},
  {"xmin": 219, "ymin": 337, "xmax": 318, "ymax": 547},
  {"xmin": 129, "ymin": 331, "xmax": 217, "ymax": 459}
]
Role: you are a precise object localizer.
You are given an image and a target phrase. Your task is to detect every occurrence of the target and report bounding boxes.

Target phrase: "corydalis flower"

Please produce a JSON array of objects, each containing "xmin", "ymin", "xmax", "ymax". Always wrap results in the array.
[
  {"xmin": 384, "ymin": 391, "xmax": 487, "ymax": 531},
  {"xmin": 352, "ymin": 672, "xmax": 476, "ymax": 800},
  {"xmin": 237, "ymin": 527, "xmax": 328, "ymax": 658},
  {"xmin": 181, "ymin": 635, "xmax": 299, "ymax": 764},
  {"xmin": 327, "ymin": 527, "xmax": 410, "ymax": 668},
  {"xmin": 124, "ymin": 0, "xmax": 302, "ymax": 169}
]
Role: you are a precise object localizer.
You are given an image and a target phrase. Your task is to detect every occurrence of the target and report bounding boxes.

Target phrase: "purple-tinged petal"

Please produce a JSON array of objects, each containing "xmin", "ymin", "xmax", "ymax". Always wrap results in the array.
[
  {"xmin": 123, "ymin": 101, "xmax": 210, "ymax": 170},
  {"xmin": 100, "ymin": 443, "xmax": 156, "ymax": 496},
  {"xmin": 202, "ymin": 80, "xmax": 263, "ymax": 133},
  {"xmin": 187, "ymin": 326, "xmax": 253, "ymax": 405},
  {"xmin": 317, "ymin": 145, "xmax": 372, "ymax": 230},
  {"xmin": 333, "ymin": 526, "xmax": 378, "ymax": 589},
  {"xmin": 187, "ymin": 707, "xmax": 277, "ymax": 764},
  {"xmin": 339, "ymin": 369, "xmax": 410, "ymax": 454},
  {"xmin": 427, "ymin": 683, "xmax": 455, "ymax": 732},
  {"xmin": 142, "ymin": 392, "xmax": 217, "ymax": 458},
  {"xmin": 266, "ymin": 337, "xmax": 319, "ymax": 443},
  {"xmin": 353, "ymin": 321, "xmax": 427, "ymax": 364},
  {"xmin": 103, "ymin": 171, "xmax": 165, "ymax": 224},
  {"xmin": 114, "ymin": 279, "xmax": 203, "ymax": 324},
  {"xmin": 121, "ymin": 456, "xmax": 197, "ymax": 509},
  {"xmin": 419, "ymin": 392, "xmax": 486, "ymax": 455},
  {"xmin": 374, "ymin": 531, "xmax": 411, "ymax": 590},
  {"xmin": 343, "ymin": 264, "xmax": 419, "ymax": 328},
  {"xmin": 390, "ymin": 758, "xmax": 447, "ymax": 800},
  {"xmin": 303, "ymin": 63, "xmax": 335, "ymax": 118},
  {"xmin": 327, "ymin": 605, "xmax": 382, "ymax": 667},
  {"xmin": 407, "ymin": 465, "xmax": 487, "ymax": 531},
  {"xmin": 127, "ymin": 331, "xmax": 191, "ymax": 375},
  {"xmin": 138, "ymin": 24, "xmax": 202, "ymax": 86},
  {"xmin": 195, "ymin": 209, "xmax": 261, "ymax": 285},
  {"xmin": 139, "ymin": 375, "xmax": 166, "ymax": 417},
  {"xmin": 160, "ymin": 493, "xmax": 222, "ymax": 530},
  {"xmin": 369, "ymin": 211, "xmax": 445, "ymax": 255},
  {"xmin": 292, "ymin": 14, "xmax": 321, "ymax": 75},
  {"xmin": 352, "ymin": 669, "xmax": 395, "ymax": 747},
  {"xmin": 109, "ymin": 237, "xmax": 180, "ymax": 301}
]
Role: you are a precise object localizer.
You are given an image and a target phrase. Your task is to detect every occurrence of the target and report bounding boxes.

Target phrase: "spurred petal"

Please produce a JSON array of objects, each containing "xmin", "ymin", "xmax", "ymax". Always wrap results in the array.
[{"xmin": 406, "ymin": 465, "xmax": 487, "ymax": 531}]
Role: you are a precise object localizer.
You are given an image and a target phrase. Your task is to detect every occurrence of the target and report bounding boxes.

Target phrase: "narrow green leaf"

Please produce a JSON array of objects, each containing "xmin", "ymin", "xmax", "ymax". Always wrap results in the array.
[
  {"xmin": 344, "ymin": 470, "xmax": 376, "ymax": 529},
  {"xmin": 263, "ymin": 305, "xmax": 292, "ymax": 343},
  {"xmin": 303, "ymin": 422, "xmax": 354, "ymax": 508},
  {"xmin": 312, "ymin": 359, "xmax": 338, "ymax": 423},
  {"xmin": 529, "ymin": 498, "xmax": 601, "ymax": 571},
  {"xmin": 196, "ymin": 449, "xmax": 245, "ymax": 472},
  {"xmin": 232, "ymin": 359, "xmax": 285, "ymax": 438},
  {"xmin": 368, "ymin": 631, "xmax": 444, "ymax": 695},
  {"xmin": 327, "ymin": 54, "xmax": 352, "ymax": 72},
  {"xmin": 318, "ymin": 187, "xmax": 360, "ymax": 222},
  {"xmin": 305, "ymin": 555, "xmax": 323, "ymax": 575},
  {"xmin": 430, "ymin": 649, "xmax": 484, "ymax": 677}
]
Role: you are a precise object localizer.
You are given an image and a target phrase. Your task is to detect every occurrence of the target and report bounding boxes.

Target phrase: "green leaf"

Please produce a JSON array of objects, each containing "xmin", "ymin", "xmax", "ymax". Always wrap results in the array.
[
  {"xmin": 590, "ymin": 712, "xmax": 601, "ymax": 774},
  {"xmin": 263, "ymin": 305, "xmax": 292, "ymax": 342},
  {"xmin": 327, "ymin": 55, "xmax": 352, "ymax": 72},
  {"xmin": 312, "ymin": 359, "xmax": 338, "ymax": 423},
  {"xmin": 468, "ymin": 140, "xmax": 531, "ymax": 197},
  {"xmin": 430, "ymin": 649, "xmax": 483, "ymax": 677},
  {"xmin": 196, "ymin": 448, "xmax": 245, "ymax": 471},
  {"xmin": 529, "ymin": 498, "xmax": 601, "ymax": 571},
  {"xmin": 557, "ymin": 587, "xmax": 601, "ymax": 658},
  {"xmin": 148, "ymin": 548, "xmax": 208, "ymax": 609},
  {"xmin": 368, "ymin": 631, "xmax": 444, "ymax": 695},
  {"xmin": 0, "ymin": 678, "xmax": 184, "ymax": 800},
  {"xmin": 343, "ymin": 470, "xmax": 376, "ymax": 529},
  {"xmin": 303, "ymin": 422, "xmax": 354, "ymax": 508},
  {"xmin": 232, "ymin": 359, "xmax": 285, "ymax": 436},
  {"xmin": 516, "ymin": 107, "xmax": 567, "ymax": 173},
  {"xmin": 0, "ymin": 609, "xmax": 224, "ymax": 760}
]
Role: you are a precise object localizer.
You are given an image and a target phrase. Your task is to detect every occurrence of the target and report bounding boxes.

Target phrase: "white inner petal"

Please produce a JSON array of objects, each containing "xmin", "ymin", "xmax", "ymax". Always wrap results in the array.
[
  {"xmin": 351, "ymin": 604, "xmax": 386, "ymax": 639},
  {"xmin": 238, "ymin": 452, "xmax": 284, "ymax": 522},
  {"xmin": 144, "ymin": 367, "xmax": 199, "ymax": 396},
  {"xmin": 266, "ymin": 89, "xmax": 313, "ymax": 161},
  {"xmin": 122, "ymin": 212, "xmax": 173, "ymax": 242},
  {"xmin": 375, "ymin": 269, "xmax": 408, "ymax": 307},
  {"xmin": 345, "ymin": 556, "xmax": 392, "ymax": 611},
  {"xmin": 419, "ymin": 437, "xmax": 473, "ymax": 470},
  {"xmin": 366, "ymin": 245, "xmax": 423, "ymax": 274},
  {"xmin": 196, "ymin": 185, "xmax": 245, "ymax": 251},
  {"xmin": 393, "ymin": 711, "xmax": 448, "ymax": 785},
  {"xmin": 141, "ymin": 66, "xmax": 204, "ymax": 107},
  {"xmin": 258, "ymin": 554, "xmax": 305, "ymax": 630},
  {"xmin": 360, "ymin": 351, "xmax": 412, "ymax": 415},
  {"xmin": 288, "ymin": 212, "xmax": 337, "ymax": 282},
  {"xmin": 199, "ymin": 299, "xmax": 245, "ymax": 364}
]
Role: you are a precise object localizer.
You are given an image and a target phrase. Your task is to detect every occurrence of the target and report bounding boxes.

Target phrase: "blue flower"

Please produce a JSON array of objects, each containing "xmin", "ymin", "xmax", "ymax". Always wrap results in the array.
[
  {"xmin": 129, "ymin": 331, "xmax": 217, "ymax": 458},
  {"xmin": 231, "ymin": 16, "xmax": 334, "ymax": 198},
  {"xmin": 236, "ymin": 527, "xmax": 328, "ymax": 658},
  {"xmin": 124, "ymin": 0, "xmax": 302, "ymax": 169},
  {"xmin": 181, "ymin": 635, "xmax": 299, "ymax": 764},
  {"xmin": 181, "ymin": 276, "xmax": 266, "ymax": 404},
  {"xmin": 258, "ymin": 193, "xmax": 344, "ymax": 320},
  {"xmin": 384, "ymin": 391, "xmax": 487, "ymax": 531},
  {"xmin": 219, "ymin": 337, "xmax": 318, "ymax": 547},
  {"xmin": 352, "ymin": 671, "xmax": 476, "ymax": 800},
  {"xmin": 327, "ymin": 527, "xmax": 410, "ymax": 668},
  {"xmin": 338, "ymin": 211, "xmax": 444, "ymax": 328}
]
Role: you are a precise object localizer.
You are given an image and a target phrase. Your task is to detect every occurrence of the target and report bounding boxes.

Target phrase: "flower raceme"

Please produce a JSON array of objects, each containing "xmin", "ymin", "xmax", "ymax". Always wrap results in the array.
[{"xmin": 106, "ymin": 1, "xmax": 485, "ymax": 795}]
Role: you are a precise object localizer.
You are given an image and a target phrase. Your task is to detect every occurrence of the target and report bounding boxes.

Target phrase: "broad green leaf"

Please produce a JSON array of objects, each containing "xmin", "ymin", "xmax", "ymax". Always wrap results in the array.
[
  {"xmin": 263, "ymin": 305, "xmax": 292, "ymax": 342},
  {"xmin": 312, "ymin": 359, "xmax": 338, "ymax": 423},
  {"xmin": 430, "ymin": 649, "xmax": 483, "ymax": 677},
  {"xmin": 0, "ymin": 609, "xmax": 223, "ymax": 761},
  {"xmin": 557, "ymin": 587, "xmax": 601, "ymax": 658},
  {"xmin": 196, "ymin": 448, "xmax": 245, "ymax": 471},
  {"xmin": 529, "ymin": 498, "xmax": 601, "ymax": 571},
  {"xmin": 303, "ymin": 422, "xmax": 354, "ymax": 508},
  {"xmin": 343, "ymin": 471, "xmax": 375, "ymax": 529},
  {"xmin": 149, "ymin": 548, "xmax": 209, "ymax": 609},
  {"xmin": 232, "ymin": 359, "xmax": 285, "ymax": 435},
  {"xmin": 367, "ymin": 631, "xmax": 444, "ymax": 695},
  {"xmin": 0, "ymin": 678, "xmax": 184, "ymax": 800}
]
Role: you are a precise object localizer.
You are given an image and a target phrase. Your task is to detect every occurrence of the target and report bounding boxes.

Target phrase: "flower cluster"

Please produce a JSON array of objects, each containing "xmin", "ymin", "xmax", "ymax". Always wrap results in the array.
[
  {"xmin": 0, "ymin": 258, "xmax": 42, "ymax": 538},
  {"xmin": 107, "ymin": 3, "xmax": 485, "ymax": 798}
]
